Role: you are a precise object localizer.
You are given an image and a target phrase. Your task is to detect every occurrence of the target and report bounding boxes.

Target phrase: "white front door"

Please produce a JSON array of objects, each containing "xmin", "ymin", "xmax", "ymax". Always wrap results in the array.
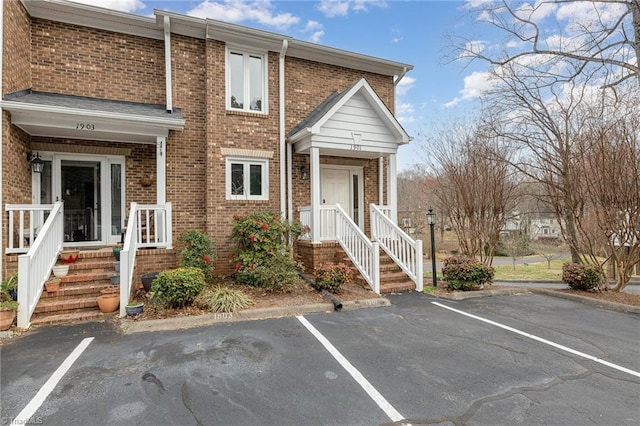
[
  {"xmin": 33, "ymin": 152, "xmax": 125, "ymax": 246},
  {"xmin": 321, "ymin": 165, "xmax": 364, "ymax": 229}
]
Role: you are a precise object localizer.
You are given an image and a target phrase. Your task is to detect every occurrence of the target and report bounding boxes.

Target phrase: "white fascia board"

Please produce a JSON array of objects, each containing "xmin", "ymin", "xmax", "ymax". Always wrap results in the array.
[
  {"xmin": 154, "ymin": 10, "xmax": 207, "ymax": 39},
  {"xmin": 0, "ymin": 101, "xmax": 185, "ymax": 130},
  {"xmin": 22, "ymin": 0, "xmax": 162, "ymax": 40},
  {"xmin": 287, "ymin": 127, "xmax": 312, "ymax": 143},
  {"xmin": 206, "ymin": 19, "xmax": 286, "ymax": 51}
]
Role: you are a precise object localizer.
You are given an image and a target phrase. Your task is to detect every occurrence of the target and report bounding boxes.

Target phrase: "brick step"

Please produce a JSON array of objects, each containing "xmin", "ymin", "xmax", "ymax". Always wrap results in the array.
[
  {"xmin": 31, "ymin": 309, "xmax": 109, "ymax": 326},
  {"xmin": 379, "ymin": 263, "xmax": 402, "ymax": 272},
  {"xmin": 40, "ymin": 282, "xmax": 113, "ymax": 299},
  {"xmin": 379, "ymin": 280, "xmax": 415, "ymax": 294},
  {"xmin": 56, "ymin": 271, "xmax": 116, "ymax": 284},
  {"xmin": 60, "ymin": 259, "xmax": 118, "ymax": 273},
  {"xmin": 34, "ymin": 295, "xmax": 100, "ymax": 314},
  {"xmin": 380, "ymin": 270, "xmax": 412, "ymax": 284}
]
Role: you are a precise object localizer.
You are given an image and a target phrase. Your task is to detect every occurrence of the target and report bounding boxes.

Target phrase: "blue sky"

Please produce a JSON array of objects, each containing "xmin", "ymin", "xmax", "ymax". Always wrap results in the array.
[{"xmin": 79, "ymin": 0, "xmax": 496, "ymax": 170}]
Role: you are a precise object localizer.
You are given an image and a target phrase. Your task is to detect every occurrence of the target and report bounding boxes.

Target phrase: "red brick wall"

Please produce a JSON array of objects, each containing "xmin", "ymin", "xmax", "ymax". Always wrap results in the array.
[{"xmin": 3, "ymin": 0, "xmax": 31, "ymax": 95}]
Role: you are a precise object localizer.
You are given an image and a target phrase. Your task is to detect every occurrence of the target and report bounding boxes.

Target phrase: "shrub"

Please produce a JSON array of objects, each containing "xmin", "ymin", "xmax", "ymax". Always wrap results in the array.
[
  {"xmin": 151, "ymin": 267, "xmax": 206, "ymax": 308},
  {"xmin": 196, "ymin": 288, "xmax": 252, "ymax": 313},
  {"xmin": 231, "ymin": 211, "xmax": 303, "ymax": 291},
  {"xmin": 178, "ymin": 230, "xmax": 215, "ymax": 283},
  {"xmin": 314, "ymin": 262, "xmax": 354, "ymax": 293},
  {"xmin": 442, "ymin": 256, "xmax": 494, "ymax": 291},
  {"xmin": 1, "ymin": 273, "xmax": 18, "ymax": 293},
  {"xmin": 562, "ymin": 262, "xmax": 602, "ymax": 291}
]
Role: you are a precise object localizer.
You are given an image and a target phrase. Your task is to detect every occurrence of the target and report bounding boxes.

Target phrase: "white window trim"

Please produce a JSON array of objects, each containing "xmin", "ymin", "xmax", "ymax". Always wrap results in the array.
[
  {"xmin": 225, "ymin": 157, "xmax": 269, "ymax": 201},
  {"xmin": 225, "ymin": 46, "xmax": 268, "ymax": 114}
]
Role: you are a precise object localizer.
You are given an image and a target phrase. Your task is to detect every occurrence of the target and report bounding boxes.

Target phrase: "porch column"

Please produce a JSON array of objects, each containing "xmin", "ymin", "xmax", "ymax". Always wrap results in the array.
[
  {"xmin": 378, "ymin": 157, "xmax": 384, "ymax": 206},
  {"xmin": 310, "ymin": 147, "xmax": 321, "ymax": 243},
  {"xmin": 388, "ymin": 153, "xmax": 398, "ymax": 223},
  {"xmin": 156, "ymin": 136, "xmax": 166, "ymax": 205}
]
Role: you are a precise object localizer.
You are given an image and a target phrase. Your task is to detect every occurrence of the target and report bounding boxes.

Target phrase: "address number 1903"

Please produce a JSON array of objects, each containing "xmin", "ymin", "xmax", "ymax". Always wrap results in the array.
[{"xmin": 76, "ymin": 123, "xmax": 96, "ymax": 130}]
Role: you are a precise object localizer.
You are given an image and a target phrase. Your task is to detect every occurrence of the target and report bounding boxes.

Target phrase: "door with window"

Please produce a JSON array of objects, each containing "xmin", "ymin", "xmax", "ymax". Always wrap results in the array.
[
  {"xmin": 321, "ymin": 165, "xmax": 364, "ymax": 237},
  {"xmin": 33, "ymin": 153, "xmax": 125, "ymax": 246}
]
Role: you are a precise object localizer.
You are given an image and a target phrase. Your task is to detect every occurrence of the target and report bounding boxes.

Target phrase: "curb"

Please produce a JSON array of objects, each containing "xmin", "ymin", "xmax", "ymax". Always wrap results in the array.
[
  {"xmin": 528, "ymin": 288, "xmax": 640, "ymax": 314},
  {"xmin": 433, "ymin": 287, "xmax": 530, "ymax": 300},
  {"xmin": 120, "ymin": 297, "xmax": 390, "ymax": 334}
]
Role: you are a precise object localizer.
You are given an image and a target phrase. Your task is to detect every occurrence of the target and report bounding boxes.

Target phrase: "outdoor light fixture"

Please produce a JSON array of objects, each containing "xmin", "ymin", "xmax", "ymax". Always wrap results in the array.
[
  {"xmin": 426, "ymin": 207, "xmax": 437, "ymax": 287},
  {"xmin": 27, "ymin": 152, "xmax": 45, "ymax": 174},
  {"xmin": 300, "ymin": 164, "xmax": 308, "ymax": 180}
]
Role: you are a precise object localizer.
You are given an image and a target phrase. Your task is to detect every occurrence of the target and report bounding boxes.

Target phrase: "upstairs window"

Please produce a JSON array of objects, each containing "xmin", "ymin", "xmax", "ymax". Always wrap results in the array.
[
  {"xmin": 227, "ymin": 48, "xmax": 267, "ymax": 113},
  {"xmin": 225, "ymin": 157, "xmax": 269, "ymax": 200}
]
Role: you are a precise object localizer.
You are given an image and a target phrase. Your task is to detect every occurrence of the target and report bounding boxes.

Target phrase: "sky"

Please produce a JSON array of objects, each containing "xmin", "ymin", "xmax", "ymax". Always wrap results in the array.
[{"xmin": 68, "ymin": 0, "xmax": 614, "ymax": 171}]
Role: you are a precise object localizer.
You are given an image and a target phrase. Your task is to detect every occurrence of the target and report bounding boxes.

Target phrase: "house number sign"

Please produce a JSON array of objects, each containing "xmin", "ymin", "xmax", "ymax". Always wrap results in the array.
[
  {"xmin": 75, "ymin": 123, "xmax": 96, "ymax": 130},
  {"xmin": 350, "ymin": 144, "xmax": 362, "ymax": 151}
]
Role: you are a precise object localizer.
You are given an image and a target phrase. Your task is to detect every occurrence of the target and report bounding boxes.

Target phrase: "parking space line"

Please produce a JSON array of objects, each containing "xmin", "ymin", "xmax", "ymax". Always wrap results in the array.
[
  {"xmin": 297, "ymin": 316, "xmax": 406, "ymax": 423},
  {"xmin": 11, "ymin": 337, "xmax": 94, "ymax": 425},
  {"xmin": 432, "ymin": 302, "xmax": 640, "ymax": 378}
]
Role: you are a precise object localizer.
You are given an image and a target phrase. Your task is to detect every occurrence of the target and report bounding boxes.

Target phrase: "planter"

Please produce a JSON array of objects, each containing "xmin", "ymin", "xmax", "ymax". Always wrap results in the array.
[
  {"xmin": 110, "ymin": 274, "xmax": 120, "ymax": 285},
  {"xmin": 8, "ymin": 290, "xmax": 17, "ymax": 301},
  {"xmin": 52, "ymin": 264, "xmax": 69, "ymax": 278},
  {"xmin": 45, "ymin": 278, "xmax": 61, "ymax": 293},
  {"xmin": 100, "ymin": 285, "xmax": 119, "ymax": 295},
  {"xmin": 96, "ymin": 294, "xmax": 119, "ymax": 313},
  {"xmin": 114, "ymin": 261, "xmax": 120, "ymax": 273},
  {"xmin": 0, "ymin": 308, "xmax": 17, "ymax": 331},
  {"xmin": 112, "ymin": 248, "xmax": 121, "ymax": 261},
  {"xmin": 125, "ymin": 303, "xmax": 144, "ymax": 316},
  {"xmin": 140, "ymin": 272, "xmax": 159, "ymax": 292},
  {"xmin": 60, "ymin": 250, "xmax": 79, "ymax": 264}
]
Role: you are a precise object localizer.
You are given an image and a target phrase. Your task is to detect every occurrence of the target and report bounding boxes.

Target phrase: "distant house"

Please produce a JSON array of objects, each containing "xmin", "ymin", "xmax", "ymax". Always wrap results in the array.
[{"xmin": 529, "ymin": 214, "xmax": 562, "ymax": 242}]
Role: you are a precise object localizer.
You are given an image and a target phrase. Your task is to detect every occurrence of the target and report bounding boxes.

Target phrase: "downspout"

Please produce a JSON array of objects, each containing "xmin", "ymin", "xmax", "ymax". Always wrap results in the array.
[
  {"xmin": 0, "ymin": 0, "xmax": 4, "ymax": 282},
  {"xmin": 394, "ymin": 67, "xmax": 408, "ymax": 87},
  {"xmin": 279, "ymin": 40, "xmax": 288, "ymax": 220},
  {"xmin": 164, "ymin": 16, "xmax": 173, "ymax": 113}
]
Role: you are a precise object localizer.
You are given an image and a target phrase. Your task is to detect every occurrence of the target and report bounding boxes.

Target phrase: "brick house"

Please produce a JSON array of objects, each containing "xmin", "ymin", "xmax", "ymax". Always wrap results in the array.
[{"xmin": 1, "ymin": 0, "xmax": 423, "ymax": 327}]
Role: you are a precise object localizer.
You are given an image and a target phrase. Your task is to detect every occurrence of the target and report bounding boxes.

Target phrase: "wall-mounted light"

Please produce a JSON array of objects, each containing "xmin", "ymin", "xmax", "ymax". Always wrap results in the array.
[
  {"xmin": 27, "ymin": 152, "xmax": 45, "ymax": 174},
  {"xmin": 300, "ymin": 164, "xmax": 308, "ymax": 180}
]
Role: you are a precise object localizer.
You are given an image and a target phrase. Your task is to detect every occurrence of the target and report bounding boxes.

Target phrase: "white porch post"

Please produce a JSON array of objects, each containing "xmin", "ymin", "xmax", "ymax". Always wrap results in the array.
[
  {"xmin": 388, "ymin": 153, "xmax": 397, "ymax": 223},
  {"xmin": 378, "ymin": 157, "xmax": 384, "ymax": 206},
  {"xmin": 310, "ymin": 147, "xmax": 321, "ymax": 243},
  {"xmin": 156, "ymin": 136, "xmax": 167, "ymax": 241}
]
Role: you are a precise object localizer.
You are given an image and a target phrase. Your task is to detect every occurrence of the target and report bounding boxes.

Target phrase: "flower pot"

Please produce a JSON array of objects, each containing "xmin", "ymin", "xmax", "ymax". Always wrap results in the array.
[
  {"xmin": 52, "ymin": 264, "xmax": 69, "ymax": 278},
  {"xmin": 8, "ymin": 289, "xmax": 17, "ymax": 301},
  {"xmin": 125, "ymin": 303, "xmax": 144, "ymax": 316},
  {"xmin": 114, "ymin": 261, "xmax": 120, "ymax": 273},
  {"xmin": 110, "ymin": 274, "xmax": 120, "ymax": 285},
  {"xmin": 96, "ymin": 294, "xmax": 119, "ymax": 313},
  {"xmin": 45, "ymin": 278, "xmax": 61, "ymax": 293},
  {"xmin": 140, "ymin": 272, "xmax": 159, "ymax": 292},
  {"xmin": 60, "ymin": 250, "xmax": 79, "ymax": 264},
  {"xmin": 112, "ymin": 248, "xmax": 121, "ymax": 261},
  {"xmin": 100, "ymin": 285, "xmax": 119, "ymax": 295},
  {"xmin": 0, "ymin": 308, "xmax": 17, "ymax": 331}
]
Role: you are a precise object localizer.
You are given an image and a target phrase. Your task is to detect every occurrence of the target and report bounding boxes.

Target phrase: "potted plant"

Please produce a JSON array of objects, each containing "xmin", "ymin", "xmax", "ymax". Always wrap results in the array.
[
  {"xmin": 0, "ymin": 297, "xmax": 18, "ymax": 331},
  {"xmin": 52, "ymin": 264, "xmax": 69, "ymax": 278},
  {"xmin": 1, "ymin": 273, "xmax": 18, "ymax": 301},
  {"xmin": 60, "ymin": 249, "xmax": 80, "ymax": 264},
  {"xmin": 110, "ymin": 274, "xmax": 120, "ymax": 285},
  {"xmin": 125, "ymin": 300, "xmax": 144, "ymax": 316},
  {"xmin": 45, "ymin": 277, "xmax": 61, "ymax": 293},
  {"xmin": 140, "ymin": 272, "xmax": 159, "ymax": 292},
  {"xmin": 112, "ymin": 247, "xmax": 121, "ymax": 261},
  {"xmin": 96, "ymin": 293, "xmax": 119, "ymax": 313}
]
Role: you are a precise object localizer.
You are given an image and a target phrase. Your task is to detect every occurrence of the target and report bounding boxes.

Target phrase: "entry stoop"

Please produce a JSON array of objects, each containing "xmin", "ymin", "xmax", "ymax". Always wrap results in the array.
[
  {"xmin": 378, "ymin": 251, "xmax": 415, "ymax": 294},
  {"xmin": 31, "ymin": 249, "xmax": 120, "ymax": 326}
]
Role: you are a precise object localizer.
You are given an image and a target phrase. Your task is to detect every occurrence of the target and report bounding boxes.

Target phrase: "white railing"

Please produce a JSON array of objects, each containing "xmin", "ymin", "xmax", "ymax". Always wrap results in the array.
[
  {"xmin": 5, "ymin": 204, "xmax": 55, "ymax": 254},
  {"xmin": 119, "ymin": 203, "xmax": 173, "ymax": 317},
  {"xmin": 334, "ymin": 204, "xmax": 380, "ymax": 294},
  {"xmin": 371, "ymin": 204, "xmax": 423, "ymax": 291},
  {"xmin": 298, "ymin": 205, "xmax": 338, "ymax": 241},
  {"xmin": 16, "ymin": 202, "xmax": 64, "ymax": 328}
]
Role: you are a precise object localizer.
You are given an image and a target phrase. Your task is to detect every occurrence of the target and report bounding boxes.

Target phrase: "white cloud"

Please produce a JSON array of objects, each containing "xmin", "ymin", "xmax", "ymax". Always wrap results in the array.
[
  {"xmin": 188, "ymin": 0, "xmax": 299, "ymax": 30},
  {"xmin": 303, "ymin": 20, "xmax": 325, "ymax": 43},
  {"xmin": 396, "ymin": 101, "xmax": 416, "ymax": 124},
  {"xmin": 75, "ymin": 0, "xmax": 145, "ymax": 13},
  {"xmin": 395, "ymin": 76, "xmax": 415, "ymax": 96},
  {"xmin": 444, "ymin": 71, "xmax": 497, "ymax": 108},
  {"xmin": 317, "ymin": 0, "xmax": 387, "ymax": 17}
]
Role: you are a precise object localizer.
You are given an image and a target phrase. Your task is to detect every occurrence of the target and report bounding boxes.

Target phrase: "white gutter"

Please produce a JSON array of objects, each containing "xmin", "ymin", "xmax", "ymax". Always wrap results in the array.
[
  {"xmin": 394, "ymin": 67, "xmax": 408, "ymax": 87},
  {"xmin": 0, "ymin": 0, "xmax": 4, "ymax": 282},
  {"xmin": 164, "ymin": 16, "xmax": 173, "ymax": 113},
  {"xmin": 280, "ymin": 39, "xmax": 288, "ymax": 220}
]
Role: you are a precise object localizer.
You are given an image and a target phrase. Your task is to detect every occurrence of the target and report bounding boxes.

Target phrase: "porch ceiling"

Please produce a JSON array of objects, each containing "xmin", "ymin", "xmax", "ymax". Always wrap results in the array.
[{"xmin": 1, "ymin": 91, "xmax": 185, "ymax": 144}]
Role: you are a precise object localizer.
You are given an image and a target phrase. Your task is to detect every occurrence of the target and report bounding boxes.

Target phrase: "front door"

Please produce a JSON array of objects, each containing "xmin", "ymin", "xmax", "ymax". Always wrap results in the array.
[
  {"xmin": 321, "ymin": 165, "xmax": 364, "ymax": 229},
  {"xmin": 33, "ymin": 152, "xmax": 125, "ymax": 246}
]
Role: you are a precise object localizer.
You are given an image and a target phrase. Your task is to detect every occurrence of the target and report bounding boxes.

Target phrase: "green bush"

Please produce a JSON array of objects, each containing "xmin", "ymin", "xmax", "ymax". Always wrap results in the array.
[
  {"xmin": 442, "ymin": 256, "xmax": 494, "ymax": 291},
  {"xmin": 314, "ymin": 262, "xmax": 353, "ymax": 293},
  {"xmin": 196, "ymin": 287, "xmax": 252, "ymax": 313},
  {"xmin": 231, "ymin": 211, "xmax": 303, "ymax": 291},
  {"xmin": 562, "ymin": 262, "xmax": 602, "ymax": 291},
  {"xmin": 151, "ymin": 267, "xmax": 206, "ymax": 308},
  {"xmin": 178, "ymin": 230, "xmax": 215, "ymax": 283}
]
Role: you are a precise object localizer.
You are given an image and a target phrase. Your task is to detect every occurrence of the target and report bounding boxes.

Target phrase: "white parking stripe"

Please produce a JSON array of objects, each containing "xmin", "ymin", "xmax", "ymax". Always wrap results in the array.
[
  {"xmin": 11, "ymin": 337, "xmax": 94, "ymax": 425},
  {"xmin": 297, "ymin": 316, "xmax": 406, "ymax": 423},
  {"xmin": 432, "ymin": 302, "xmax": 640, "ymax": 378}
]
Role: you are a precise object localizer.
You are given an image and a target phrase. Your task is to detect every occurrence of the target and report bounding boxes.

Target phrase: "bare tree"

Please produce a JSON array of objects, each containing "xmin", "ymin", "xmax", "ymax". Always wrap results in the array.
[
  {"xmin": 421, "ymin": 121, "xmax": 520, "ymax": 266},
  {"xmin": 456, "ymin": 0, "xmax": 639, "ymax": 89},
  {"xmin": 531, "ymin": 241, "xmax": 567, "ymax": 269}
]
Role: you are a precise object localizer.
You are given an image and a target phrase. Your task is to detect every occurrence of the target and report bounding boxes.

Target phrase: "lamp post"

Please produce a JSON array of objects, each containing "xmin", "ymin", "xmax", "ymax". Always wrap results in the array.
[{"xmin": 426, "ymin": 207, "xmax": 437, "ymax": 288}]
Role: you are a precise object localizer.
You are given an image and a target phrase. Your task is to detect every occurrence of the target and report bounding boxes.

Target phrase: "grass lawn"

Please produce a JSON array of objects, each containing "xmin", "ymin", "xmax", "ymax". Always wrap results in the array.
[{"xmin": 492, "ymin": 257, "xmax": 570, "ymax": 281}]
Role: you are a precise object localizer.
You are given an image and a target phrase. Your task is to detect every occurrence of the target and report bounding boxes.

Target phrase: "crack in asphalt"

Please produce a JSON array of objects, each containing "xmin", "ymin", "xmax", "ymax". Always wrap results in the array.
[{"xmin": 181, "ymin": 382, "xmax": 205, "ymax": 426}]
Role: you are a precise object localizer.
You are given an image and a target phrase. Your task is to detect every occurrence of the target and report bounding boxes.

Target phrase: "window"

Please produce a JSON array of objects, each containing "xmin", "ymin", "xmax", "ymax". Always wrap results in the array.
[
  {"xmin": 227, "ymin": 48, "xmax": 267, "ymax": 113},
  {"xmin": 226, "ymin": 157, "xmax": 269, "ymax": 200}
]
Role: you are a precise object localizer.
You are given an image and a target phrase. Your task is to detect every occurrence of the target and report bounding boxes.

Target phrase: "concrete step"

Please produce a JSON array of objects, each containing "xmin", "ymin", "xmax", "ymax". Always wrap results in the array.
[{"xmin": 31, "ymin": 309, "xmax": 110, "ymax": 326}]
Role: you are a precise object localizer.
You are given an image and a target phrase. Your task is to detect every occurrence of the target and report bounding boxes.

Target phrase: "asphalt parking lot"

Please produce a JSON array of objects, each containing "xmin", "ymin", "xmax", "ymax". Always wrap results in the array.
[{"xmin": 1, "ymin": 293, "xmax": 639, "ymax": 425}]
